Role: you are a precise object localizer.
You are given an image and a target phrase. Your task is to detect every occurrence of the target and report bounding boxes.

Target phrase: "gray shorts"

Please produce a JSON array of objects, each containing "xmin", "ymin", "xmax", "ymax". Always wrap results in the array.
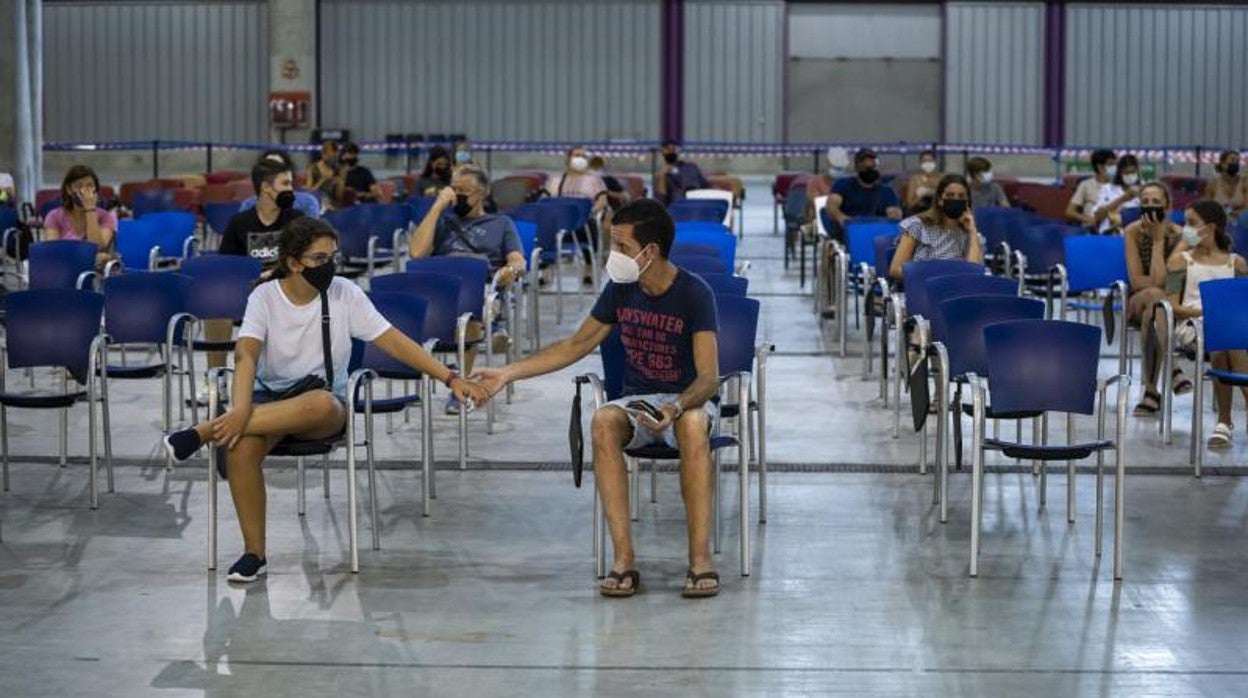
[{"xmin": 603, "ymin": 393, "xmax": 718, "ymax": 450}]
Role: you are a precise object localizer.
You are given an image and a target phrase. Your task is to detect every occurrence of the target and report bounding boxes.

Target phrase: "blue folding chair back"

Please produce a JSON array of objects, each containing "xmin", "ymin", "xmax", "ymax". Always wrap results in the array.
[
  {"xmin": 131, "ymin": 189, "xmax": 176, "ymax": 217},
  {"xmin": 202, "ymin": 201, "xmax": 240, "ymax": 239},
  {"xmin": 409, "ymin": 196, "xmax": 438, "ymax": 225},
  {"xmin": 325, "ymin": 207, "xmax": 373, "ymax": 262},
  {"xmin": 673, "ymin": 226, "xmax": 736, "ymax": 269},
  {"xmin": 1010, "ymin": 223, "xmax": 1079, "ymax": 273},
  {"xmin": 39, "ymin": 200, "xmax": 61, "ymax": 219},
  {"xmin": 181, "ymin": 255, "xmax": 263, "ymax": 320},
  {"xmin": 28, "ymin": 240, "xmax": 98, "ymax": 289},
  {"xmin": 672, "ymin": 254, "xmax": 728, "ymax": 276},
  {"xmin": 1119, "ymin": 207, "xmax": 1143, "ymax": 228},
  {"xmin": 939, "ymin": 295, "xmax": 1045, "ymax": 378},
  {"xmin": 984, "ymin": 319, "xmax": 1101, "ymax": 415},
  {"xmin": 512, "ymin": 220, "xmax": 538, "ymax": 260},
  {"xmin": 5, "ymin": 289, "xmax": 103, "ymax": 381},
  {"xmin": 1063, "ymin": 235, "xmax": 1127, "ymax": 293},
  {"xmin": 1198, "ymin": 277, "xmax": 1248, "ymax": 353},
  {"xmin": 141, "ymin": 211, "xmax": 197, "ymax": 259},
  {"xmin": 543, "ymin": 197, "xmax": 591, "ymax": 229},
  {"xmin": 901, "ymin": 260, "xmax": 985, "ymax": 320},
  {"xmin": 508, "ymin": 204, "xmax": 561, "ymax": 258},
  {"xmin": 361, "ymin": 292, "xmax": 429, "ymax": 377},
  {"xmin": 538, "ymin": 199, "xmax": 587, "ymax": 236},
  {"xmin": 925, "ymin": 273, "xmax": 1018, "ymax": 342},
  {"xmin": 405, "ymin": 256, "xmax": 488, "ymax": 319},
  {"xmin": 675, "ymin": 221, "xmax": 731, "ymax": 238},
  {"xmin": 371, "ymin": 271, "xmax": 462, "ymax": 347},
  {"xmin": 115, "ymin": 219, "xmax": 161, "ymax": 271},
  {"xmin": 696, "ymin": 272, "xmax": 748, "ymax": 297},
  {"xmin": 671, "ymin": 243, "xmax": 720, "ymax": 260},
  {"xmin": 669, "ymin": 199, "xmax": 728, "ymax": 223},
  {"xmin": 974, "ymin": 206, "xmax": 1024, "ymax": 250},
  {"xmin": 1231, "ymin": 219, "xmax": 1248, "ymax": 257},
  {"xmin": 846, "ymin": 220, "xmax": 900, "ymax": 268},
  {"xmin": 873, "ymin": 235, "xmax": 897, "ymax": 277},
  {"xmin": 103, "ymin": 272, "xmax": 193, "ymax": 345},
  {"xmin": 360, "ymin": 203, "xmax": 412, "ymax": 237}
]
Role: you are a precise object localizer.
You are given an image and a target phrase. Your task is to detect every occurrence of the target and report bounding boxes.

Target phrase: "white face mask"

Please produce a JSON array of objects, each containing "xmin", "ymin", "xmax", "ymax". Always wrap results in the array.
[
  {"xmin": 1105, "ymin": 165, "xmax": 1118, "ymax": 178},
  {"xmin": 920, "ymin": 161, "xmax": 937, "ymax": 174},
  {"xmin": 1123, "ymin": 173, "xmax": 1139, "ymax": 186},
  {"xmin": 569, "ymin": 156, "xmax": 589, "ymax": 173},
  {"xmin": 980, "ymin": 170, "xmax": 994, "ymax": 184},
  {"xmin": 605, "ymin": 247, "xmax": 652, "ymax": 284}
]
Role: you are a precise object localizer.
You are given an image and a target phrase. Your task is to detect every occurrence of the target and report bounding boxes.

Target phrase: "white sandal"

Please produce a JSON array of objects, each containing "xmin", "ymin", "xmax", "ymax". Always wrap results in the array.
[{"xmin": 1208, "ymin": 422, "xmax": 1233, "ymax": 450}]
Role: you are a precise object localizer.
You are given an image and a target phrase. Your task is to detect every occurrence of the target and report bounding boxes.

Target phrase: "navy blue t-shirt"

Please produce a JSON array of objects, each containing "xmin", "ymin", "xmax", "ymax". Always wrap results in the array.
[
  {"xmin": 590, "ymin": 269, "xmax": 718, "ymax": 395},
  {"xmin": 833, "ymin": 176, "xmax": 900, "ymax": 217}
]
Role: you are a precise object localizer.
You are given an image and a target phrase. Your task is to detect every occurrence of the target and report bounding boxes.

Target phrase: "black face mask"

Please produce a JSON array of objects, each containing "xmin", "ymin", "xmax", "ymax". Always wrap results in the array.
[
  {"xmin": 433, "ymin": 165, "xmax": 451, "ymax": 178},
  {"xmin": 275, "ymin": 190, "xmax": 296, "ymax": 210},
  {"xmin": 1141, "ymin": 205, "xmax": 1166, "ymax": 223},
  {"xmin": 1226, "ymin": 163, "xmax": 1241, "ymax": 177},
  {"xmin": 302, "ymin": 259, "xmax": 336, "ymax": 293},
  {"xmin": 941, "ymin": 198, "xmax": 968, "ymax": 219},
  {"xmin": 342, "ymin": 157, "xmax": 359, "ymax": 167},
  {"xmin": 663, "ymin": 152, "xmax": 679, "ymax": 165},
  {"xmin": 858, "ymin": 167, "xmax": 880, "ymax": 185},
  {"xmin": 454, "ymin": 194, "xmax": 474, "ymax": 218}
]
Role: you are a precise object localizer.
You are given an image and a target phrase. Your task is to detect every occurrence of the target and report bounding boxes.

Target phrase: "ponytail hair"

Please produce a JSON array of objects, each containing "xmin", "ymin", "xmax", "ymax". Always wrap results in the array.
[{"xmin": 265, "ymin": 217, "xmax": 339, "ymax": 283}]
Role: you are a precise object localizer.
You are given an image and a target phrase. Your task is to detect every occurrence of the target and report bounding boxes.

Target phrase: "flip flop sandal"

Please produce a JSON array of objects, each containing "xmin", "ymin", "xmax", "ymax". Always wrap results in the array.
[
  {"xmin": 681, "ymin": 570, "xmax": 720, "ymax": 599},
  {"xmin": 599, "ymin": 570, "xmax": 640, "ymax": 598},
  {"xmin": 1133, "ymin": 389, "xmax": 1161, "ymax": 417},
  {"xmin": 1172, "ymin": 369, "xmax": 1194, "ymax": 396},
  {"xmin": 1208, "ymin": 423, "xmax": 1233, "ymax": 450}
]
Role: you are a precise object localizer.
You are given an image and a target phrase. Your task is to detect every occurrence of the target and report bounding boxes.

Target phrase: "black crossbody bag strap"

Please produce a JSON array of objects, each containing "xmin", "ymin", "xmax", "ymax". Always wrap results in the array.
[{"xmin": 321, "ymin": 291, "xmax": 333, "ymax": 389}]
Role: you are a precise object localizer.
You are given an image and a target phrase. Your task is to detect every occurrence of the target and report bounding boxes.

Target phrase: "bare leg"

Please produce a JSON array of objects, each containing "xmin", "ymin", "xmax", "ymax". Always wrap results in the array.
[
  {"xmin": 674, "ymin": 411, "xmax": 715, "ymax": 591},
  {"xmin": 226, "ymin": 434, "xmax": 280, "ymax": 558},
  {"xmin": 203, "ymin": 318, "xmax": 233, "ymax": 370},
  {"xmin": 1211, "ymin": 352, "xmax": 1234, "ymax": 425},
  {"xmin": 194, "ymin": 390, "xmax": 346, "ymax": 443},
  {"xmin": 1130, "ymin": 288, "xmax": 1167, "ymax": 394},
  {"xmin": 592, "ymin": 406, "xmax": 635, "ymax": 591}
]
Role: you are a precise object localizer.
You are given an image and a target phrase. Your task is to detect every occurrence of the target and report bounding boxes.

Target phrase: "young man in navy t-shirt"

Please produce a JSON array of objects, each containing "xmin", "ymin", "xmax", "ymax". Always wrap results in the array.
[{"xmin": 473, "ymin": 199, "xmax": 723, "ymax": 598}]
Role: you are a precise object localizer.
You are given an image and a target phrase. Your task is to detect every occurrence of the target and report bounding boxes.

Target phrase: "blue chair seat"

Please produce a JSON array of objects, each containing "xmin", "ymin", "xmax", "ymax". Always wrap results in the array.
[
  {"xmin": 192, "ymin": 339, "xmax": 237, "ymax": 352},
  {"xmin": 353, "ymin": 394, "xmax": 420, "ymax": 414},
  {"xmin": 0, "ymin": 390, "xmax": 86, "ymax": 409},
  {"xmin": 105, "ymin": 363, "xmax": 165, "ymax": 379},
  {"xmin": 270, "ymin": 433, "xmax": 344, "ymax": 458},
  {"xmin": 1206, "ymin": 368, "xmax": 1248, "ymax": 387},
  {"xmin": 958, "ymin": 403, "xmax": 1043, "ymax": 420},
  {"xmin": 984, "ymin": 437, "xmax": 1115, "ymax": 461},
  {"xmin": 625, "ymin": 435, "xmax": 738, "ymax": 460}
]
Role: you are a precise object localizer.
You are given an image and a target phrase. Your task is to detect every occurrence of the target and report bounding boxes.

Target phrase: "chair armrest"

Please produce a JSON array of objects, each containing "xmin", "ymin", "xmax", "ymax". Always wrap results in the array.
[
  {"xmin": 347, "ymin": 368, "xmax": 378, "ymax": 405},
  {"xmin": 422, "ymin": 337, "xmax": 440, "ymax": 354},
  {"xmin": 88, "ymin": 333, "xmax": 111, "ymax": 383},
  {"xmin": 1053, "ymin": 263, "xmax": 1069, "ymax": 297},
  {"xmin": 76, "ymin": 270, "xmax": 97, "ymax": 290},
  {"xmin": 183, "ymin": 236, "xmax": 198, "ymax": 259},
  {"xmin": 455, "ymin": 312, "xmax": 473, "ymax": 355},
  {"xmin": 529, "ymin": 246, "xmax": 542, "ymax": 274},
  {"xmin": 573, "ymin": 372, "xmax": 607, "ymax": 409},
  {"xmin": 735, "ymin": 260, "xmax": 751, "ymax": 277},
  {"xmin": 149, "ymin": 245, "xmax": 161, "ymax": 271}
]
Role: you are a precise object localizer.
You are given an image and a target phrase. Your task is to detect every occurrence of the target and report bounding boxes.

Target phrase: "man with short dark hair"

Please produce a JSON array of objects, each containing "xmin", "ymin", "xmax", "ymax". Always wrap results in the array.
[
  {"xmin": 408, "ymin": 165, "xmax": 526, "ymax": 413},
  {"xmin": 1066, "ymin": 148, "xmax": 1117, "ymax": 227},
  {"xmin": 824, "ymin": 147, "xmax": 903, "ymax": 230},
  {"xmin": 655, "ymin": 139, "xmax": 709, "ymax": 206},
  {"xmin": 473, "ymin": 199, "xmax": 724, "ymax": 599},
  {"xmin": 219, "ymin": 159, "xmax": 304, "ymax": 264},
  {"xmin": 341, "ymin": 142, "xmax": 382, "ymax": 203}
]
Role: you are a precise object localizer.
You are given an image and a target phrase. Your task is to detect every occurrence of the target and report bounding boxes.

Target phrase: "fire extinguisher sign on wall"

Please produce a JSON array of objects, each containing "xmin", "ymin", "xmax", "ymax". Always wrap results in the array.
[{"xmin": 268, "ymin": 91, "xmax": 310, "ymax": 128}]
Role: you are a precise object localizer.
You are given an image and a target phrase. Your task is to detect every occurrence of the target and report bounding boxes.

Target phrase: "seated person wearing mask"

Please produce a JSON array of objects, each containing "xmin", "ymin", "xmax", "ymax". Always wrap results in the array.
[
  {"xmin": 889, "ymin": 174, "xmax": 984, "ymax": 280},
  {"xmin": 414, "ymin": 146, "xmax": 454, "ymax": 198},
  {"xmin": 1066, "ymin": 148, "xmax": 1117, "ymax": 228},
  {"xmin": 341, "ymin": 142, "xmax": 382, "ymax": 204},
  {"xmin": 471, "ymin": 199, "xmax": 724, "ymax": 599},
  {"xmin": 238, "ymin": 150, "xmax": 321, "ymax": 218},
  {"xmin": 1092, "ymin": 154, "xmax": 1142, "ymax": 233},
  {"xmin": 655, "ymin": 139, "xmax": 709, "ymax": 206},
  {"xmin": 1206, "ymin": 149, "xmax": 1247, "ymax": 217},
  {"xmin": 407, "ymin": 165, "xmax": 526, "ymax": 414},
  {"xmin": 825, "ymin": 148, "xmax": 903, "ymax": 234},
  {"xmin": 546, "ymin": 146, "xmax": 608, "ymax": 286},
  {"xmin": 805, "ymin": 147, "xmax": 850, "ymax": 224},
  {"xmin": 589, "ymin": 155, "xmax": 630, "ymax": 211},
  {"xmin": 902, "ymin": 149, "xmax": 942, "ymax": 213},
  {"xmin": 965, "ymin": 156, "xmax": 1010, "ymax": 208}
]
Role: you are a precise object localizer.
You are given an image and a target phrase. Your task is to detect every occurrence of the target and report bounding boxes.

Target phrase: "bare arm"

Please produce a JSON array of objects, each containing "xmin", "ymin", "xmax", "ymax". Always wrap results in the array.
[
  {"xmin": 1123, "ymin": 226, "xmax": 1149, "ymax": 290},
  {"xmin": 208, "ymin": 336, "xmax": 261, "ymax": 449},
  {"xmin": 963, "ymin": 217, "xmax": 984, "ymax": 264},
  {"xmin": 1165, "ymin": 250, "xmax": 1203, "ymax": 319},
  {"xmin": 1066, "ymin": 186, "xmax": 1093, "ymax": 226},
  {"xmin": 889, "ymin": 234, "xmax": 918, "ymax": 280},
  {"xmin": 477, "ymin": 315, "xmax": 613, "ymax": 395},
  {"xmin": 828, "ymin": 193, "xmax": 848, "ymax": 226},
  {"xmin": 495, "ymin": 251, "xmax": 527, "ymax": 289},
  {"xmin": 407, "ymin": 186, "xmax": 454, "ymax": 258}
]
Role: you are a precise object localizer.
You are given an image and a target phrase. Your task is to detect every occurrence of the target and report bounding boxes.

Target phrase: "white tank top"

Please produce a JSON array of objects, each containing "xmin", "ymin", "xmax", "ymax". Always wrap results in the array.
[{"xmin": 1181, "ymin": 251, "xmax": 1238, "ymax": 311}]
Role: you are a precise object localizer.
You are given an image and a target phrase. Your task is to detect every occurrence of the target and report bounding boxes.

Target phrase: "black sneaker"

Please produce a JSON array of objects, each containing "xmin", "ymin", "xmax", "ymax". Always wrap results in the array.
[
  {"xmin": 227, "ymin": 553, "xmax": 267, "ymax": 583},
  {"xmin": 163, "ymin": 428, "xmax": 203, "ymax": 462}
]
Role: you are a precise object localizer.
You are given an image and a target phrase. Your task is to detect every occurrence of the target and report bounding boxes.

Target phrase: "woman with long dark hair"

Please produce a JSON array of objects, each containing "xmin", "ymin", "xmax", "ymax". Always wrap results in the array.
[
  {"xmin": 163, "ymin": 217, "xmax": 489, "ymax": 582},
  {"xmin": 43, "ymin": 164, "xmax": 119, "ymax": 267},
  {"xmin": 888, "ymin": 173, "xmax": 984, "ymax": 279}
]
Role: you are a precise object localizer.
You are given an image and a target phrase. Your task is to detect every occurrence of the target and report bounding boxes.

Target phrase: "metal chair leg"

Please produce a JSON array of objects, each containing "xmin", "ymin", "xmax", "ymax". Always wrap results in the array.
[
  {"xmin": 297, "ymin": 456, "xmax": 306, "ymax": 517},
  {"xmin": 346, "ymin": 412, "xmax": 360, "ymax": 573},
  {"xmin": 322, "ymin": 453, "xmax": 330, "ymax": 500},
  {"xmin": 629, "ymin": 456, "xmax": 640, "ymax": 522},
  {"xmin": 713, "ymin": 451, "xmax": 722, "ymax": 555}
]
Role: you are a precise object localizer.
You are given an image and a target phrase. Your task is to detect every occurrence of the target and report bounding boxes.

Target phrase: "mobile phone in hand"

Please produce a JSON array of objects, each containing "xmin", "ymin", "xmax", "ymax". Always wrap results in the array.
[{"xmin": 625, "ymin": 399, "xmax": 664, "ymax": 422}]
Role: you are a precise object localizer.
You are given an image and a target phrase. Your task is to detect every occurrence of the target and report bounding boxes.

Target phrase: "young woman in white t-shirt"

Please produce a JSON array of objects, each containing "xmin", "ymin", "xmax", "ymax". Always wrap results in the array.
[
  {"xmin": 163, "ymin": 217, "xmax": 489, "ymax": 582},
  {"xmin": 1164, "ymin": 200, "xmax": 1248, "ymax": 449}
]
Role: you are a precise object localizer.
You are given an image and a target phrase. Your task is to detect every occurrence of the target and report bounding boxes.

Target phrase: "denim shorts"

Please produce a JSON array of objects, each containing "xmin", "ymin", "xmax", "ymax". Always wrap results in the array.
[{"xmin": 603, "ymin": 392, "xmax": 718, "ymax": 450}]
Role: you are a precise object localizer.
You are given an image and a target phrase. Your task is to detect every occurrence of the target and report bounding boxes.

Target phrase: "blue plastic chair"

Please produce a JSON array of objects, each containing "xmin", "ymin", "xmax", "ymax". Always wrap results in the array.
[
  {"xmin": 971, "ymin": 319, "xmax": 1128, "ymax": 579},
  {"xmin": 202, "ymin": 201, "xmax": 239, "ymax": 248},
  {"xmin": 131, "ymin": 188, "xmax": 177, "ymax": 217},
  {"xmin": 673, "ymin": 225, "xmax": 737, "ymax": 270},
  {"xmin": 671, "ymin": 243, "xmax": 720, "ymax": 260},
  {"xmin": 671, "ymin": 254, "xmax": 728, "ymax": 276},
  {"xmin": 1008, "ymin": 222, "xmax": 1079, "ymax": 282},
  {"xmin": 1190, "ymin": 277, "xmax": 1248, "ymax": 476},
  {"xmin": 370, "ymin": 271, "xmax": 473, "ymax": 470},
  {"xmin": 39, "ymin": 200, "xmax": 61, "ymax": 219},
  {"xmin": 695, "ymin": 272, "xmax": 748, "ymax": 297},
  {"xmin": 1230, "ymin": 218, "xmax": 1248, "ymax": 256},
  {"xmin": 409, "ymin": 196, "xmax": 438, "ymax": 226},
  {"xmin": 578, "ymin": 294, "xmax": 761, "ymax": 578},
  {"xmin": 178, "ymin": 255, "xmax": 263, "ymax": 422},
  {"xmin": 1, "ymin": 289, "xmax": 113, "ymax": 508},
  {"xmin": 925, "ymin": 273, "xmax": 1019, "ymax": 343},
  {"xmin": 668, "ymin": 199, "xmax": 728, "ymax": 223},
  {"xmin": 103, "ymin": 273, "xmax": 193, "ymax": 451},
  {"xmin": 901, "ymin": 260, "xmax": 986, "ymax": 322},
  {"xmin": 405, "ymin": 256, "xmax": 488, "ymax": 323},
  {"xmin": 327, "ymin": 207, "xmax": 396, "ymax": 280},
  {"xmin": 28, "ymin": 240, "xmax": 100, "ymax": 289},
  {"xmin": 140, "ymin": 211, "xmax": 198, "ymax": 262},
  {"xmin": 1057, "ymin": 235, "xmax": 1128, "ymax": 322},
  {"xmin": 115, "ymin": 219, "xmax": 162, "ymax": 271},
  {"xmin": 351, "ymin": 291, "xmax": 434, "ymax": 517}
]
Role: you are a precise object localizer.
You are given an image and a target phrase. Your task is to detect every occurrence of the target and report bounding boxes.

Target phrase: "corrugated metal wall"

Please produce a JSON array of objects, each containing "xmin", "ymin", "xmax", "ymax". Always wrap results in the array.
[
  {"xmin": 683, "ymin": 0, "xmax": 783, "ymax": 142},
  {"xmin": 1066, "ymin": 4, "xmax": 1248, "ymax": 147},
  {"xmin": 319, "ymin": 0, "xmax": 660, "ymax": 142},
  {"xmin": 944, "ymin": 1, "xmax": 1045, "ymax": 145},
  {"xmin": 44, "ymin": 1, "xmax": 268, "ymax": 143}
]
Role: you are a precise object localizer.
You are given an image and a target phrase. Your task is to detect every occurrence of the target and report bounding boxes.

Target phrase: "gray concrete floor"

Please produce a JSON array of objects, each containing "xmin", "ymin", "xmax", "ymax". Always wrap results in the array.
[{"xmin": 2, "ymin": 180, "xmax": 1246, "ymax": 696}]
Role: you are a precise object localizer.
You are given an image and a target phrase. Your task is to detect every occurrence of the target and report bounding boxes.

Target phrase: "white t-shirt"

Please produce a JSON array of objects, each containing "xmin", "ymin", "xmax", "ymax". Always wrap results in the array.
[
  {"xmin": 239, "ymin": 277, "xmax": 391, "ymax": 399},
  {"xmin": 1093, "ymin": 183, "xmax": 1139, "ymax": 232}
]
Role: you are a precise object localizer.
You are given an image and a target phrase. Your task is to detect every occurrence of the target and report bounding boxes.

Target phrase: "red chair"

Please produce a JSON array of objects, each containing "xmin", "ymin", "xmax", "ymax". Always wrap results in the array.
[
  {"xmin": 612, "ymin": 174, "xmax": 646, "ymax": 202},
  {"xmin": 773, "ymin": 171, "xmax": 809, "ymax": 235},
  {"xmin": 199, "ymin": 183, "xmax": 239, "ymax": 205},
  {"xmin": 171, "ymin": 188, "xmax": 200, "ymax": 212},
  {"xmin": 1013, "ymin": 183, "xmax": 1070, "ymax": 221},
  {"xmin": 203, "ymin": 170, "xmax": 247, "ymax": 186},
  {"xmin": 152, "ymin": 178, "xmax": 185, "ymax": 190},
  {"xmin": 228, "ymin": 180, "xmax": 254, "ymax": 200},
  {"xmin": 119, "ymin": 181, "xmax": 157, "ymax": 210}
]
